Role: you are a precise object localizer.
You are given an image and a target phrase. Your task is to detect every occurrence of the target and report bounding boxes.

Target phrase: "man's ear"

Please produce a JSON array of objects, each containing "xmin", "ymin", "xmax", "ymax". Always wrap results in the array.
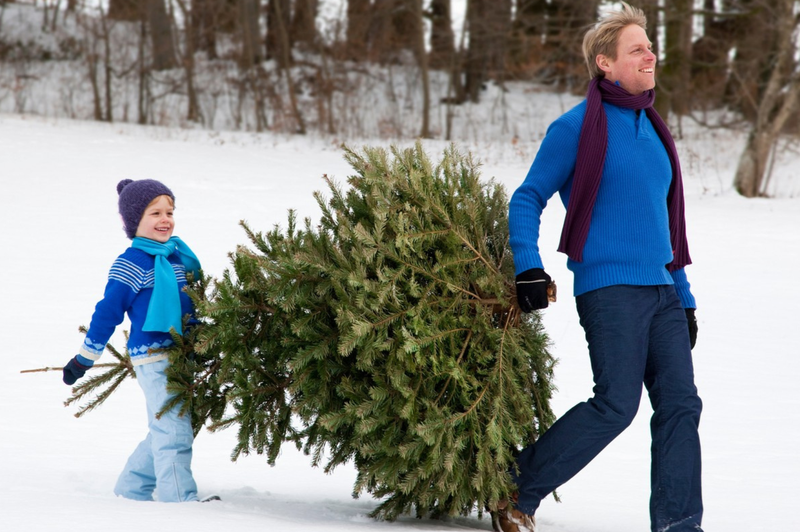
[{"xmin": 596, "ymin": 54, "xmax": 612, "ymax": 74}]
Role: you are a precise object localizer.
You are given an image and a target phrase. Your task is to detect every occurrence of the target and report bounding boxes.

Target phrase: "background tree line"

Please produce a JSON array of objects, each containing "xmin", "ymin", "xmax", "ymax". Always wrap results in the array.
[{"xmin": 2, "ymin": 0, "xmax": 799, "ymax": 197}]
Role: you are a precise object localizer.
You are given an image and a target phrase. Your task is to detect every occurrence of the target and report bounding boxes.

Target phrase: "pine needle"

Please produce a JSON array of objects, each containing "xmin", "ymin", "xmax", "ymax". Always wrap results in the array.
[{"xmin": 62, "ymin": 332, "xmax": 136, "ymax": 418}]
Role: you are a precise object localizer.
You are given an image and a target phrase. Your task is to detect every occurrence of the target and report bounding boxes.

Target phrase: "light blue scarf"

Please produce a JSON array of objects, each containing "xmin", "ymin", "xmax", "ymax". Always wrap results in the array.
[{"xmin": 131, "ymin": 236, "xmax": 201, "ymax": 334}]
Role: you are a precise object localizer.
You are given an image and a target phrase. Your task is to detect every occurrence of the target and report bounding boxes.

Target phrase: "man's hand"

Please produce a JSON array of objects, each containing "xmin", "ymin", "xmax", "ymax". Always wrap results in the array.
[{"xmin": 515, "ymin": 268, "xmax": 552, "ymax": 312}]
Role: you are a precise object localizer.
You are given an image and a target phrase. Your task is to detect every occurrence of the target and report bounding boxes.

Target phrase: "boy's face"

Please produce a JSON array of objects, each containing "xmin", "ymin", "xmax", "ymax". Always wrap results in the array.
[{"xmin": 135, "ymin": 195, "xmax": 174, "ymax": 243}]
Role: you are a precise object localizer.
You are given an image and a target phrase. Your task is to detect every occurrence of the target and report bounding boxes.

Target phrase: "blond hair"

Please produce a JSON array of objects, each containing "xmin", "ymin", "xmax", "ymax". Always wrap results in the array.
[{"xmin": 582, "ymin": 2, "xmax": 648, "ymax": 79}]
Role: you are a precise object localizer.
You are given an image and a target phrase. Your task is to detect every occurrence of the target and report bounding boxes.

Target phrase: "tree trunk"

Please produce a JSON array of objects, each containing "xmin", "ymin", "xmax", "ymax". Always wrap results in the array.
[
  {"xmin": 690, "ymin": 0, "xmax": 739, "ymax": 111},
  {"xmin": 725, "ymin": 0, "xmax": 776, "ymax": 121},
  {"xmin": 239, "ymin": 0, "xmax": 262, "ymax": 68},
  {"xmin": 266, "ymin": 0, "xmax": 292, "ymax": 67},
  {"xmin": 108, "ymin": 0, "xmax": 139, "ymax": 21},
  {"xmin": 507, "ymin": 0, "xmax": 546, "ymax": 77},
  {"xmin": 639, "ymin": 0, "xmax": 659, "ymax": 57},
  {"xmin": 191, "ymin": 0, "xmax": 218, "ymax": 58},
  {"xmin": 369, "ymin": 0, "xmax": 417, "ymax": 62},
  {"xmin": 429, "ymin": 0, "xmax": 455, "ymax": 70},
  {"xmin": 657, "ymin": 0, "xmax": 692, "ymax": 119},
  {"xmin": 409, "ymin": 0, "xmax": 430, "ymax": 138},
  {"xmin": 733, "ymin": 0, "xmax": 799, "ymax": 197},
  {"xmin": 541, "ymin": 0, "xmax": 598, "ymax": 90},
  {"xmin": 174, "ymin": 0, "xmax": 201, "ymax": 122},
  {"xmin": 136, "ymin": 19, "xmax": 147, "ymax": 123},
  {"xmin": 346, "ymin": 0, "xmax": 371, "ymax": 59},
  {"xmin": 272, "ymin": 0, "xmax": 306, "ymax": 133},
  {"xmin": 292, "ymin": 0, "xmax": 318, "ymax": 49},
  {"xmin": 145, "ymin": 0, "xmax": 177, "ymax": 70},
  {"xmin": 464, "ymin": 0, "xmax": 511, "ymax": 103},
  {"xmin": 368, "ymin": 0, "xmax": 394, "ymax": 61},
  {"xmin": 734, "ymin": 131, "xmax": 771, "ymax": 197}
]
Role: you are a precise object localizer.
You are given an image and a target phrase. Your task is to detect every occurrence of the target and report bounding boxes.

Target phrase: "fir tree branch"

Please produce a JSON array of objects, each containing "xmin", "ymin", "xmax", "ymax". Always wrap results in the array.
[
  {"xmin": 63, "ymin": 360, "xmax": 135, "ymax": 418},
  {"xmin": 20, "ymin": 363, "xmax": 117, "ymax": 374},
  {"xmin": 450, "ymin": 227, "xmax": 501, "ymax": 277}
]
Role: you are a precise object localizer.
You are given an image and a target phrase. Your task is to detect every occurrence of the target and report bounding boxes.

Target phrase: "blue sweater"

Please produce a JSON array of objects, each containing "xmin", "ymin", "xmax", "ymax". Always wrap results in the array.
[
  {"xmin": 509, "ymin": 100, "xmax": 696, "ymax": 308},
  {"xmin": 78, "ymin": 247, "xmax": 195, "ymax": 366}
]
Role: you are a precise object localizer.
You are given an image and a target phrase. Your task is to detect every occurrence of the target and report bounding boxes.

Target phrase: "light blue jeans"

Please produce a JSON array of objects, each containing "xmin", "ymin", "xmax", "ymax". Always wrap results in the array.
[
  {"xmin": 114, "ymin": 359, "xmax": 198, "ymax": 502},
  {"xmin": 513, "ymin": 285, "xmax": 703, "ymax": 532}
]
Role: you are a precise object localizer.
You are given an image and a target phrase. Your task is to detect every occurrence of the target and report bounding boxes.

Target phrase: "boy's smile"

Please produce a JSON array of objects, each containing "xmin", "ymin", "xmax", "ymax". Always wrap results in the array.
[{"xmin": 135, "ymin": 195, "xmax": 174, "ymax": 243}]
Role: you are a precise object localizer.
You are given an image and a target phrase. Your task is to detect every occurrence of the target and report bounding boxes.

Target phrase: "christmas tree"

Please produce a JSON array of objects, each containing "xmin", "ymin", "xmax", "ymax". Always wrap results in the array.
[{"xmin": 181, "ymin": 143, "xmax": 556, "ymax": 519}]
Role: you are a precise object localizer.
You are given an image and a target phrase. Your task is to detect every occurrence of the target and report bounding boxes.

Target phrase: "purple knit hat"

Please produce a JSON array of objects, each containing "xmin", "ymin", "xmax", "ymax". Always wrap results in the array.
[{"xmin": 117, "ymin": 179, "xmax": 175, "ymax": 239}]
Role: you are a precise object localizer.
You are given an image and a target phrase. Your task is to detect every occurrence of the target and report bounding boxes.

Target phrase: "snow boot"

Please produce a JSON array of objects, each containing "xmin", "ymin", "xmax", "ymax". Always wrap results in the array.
[
  {"xmin": 491, "ymin": 495, "xmax": 535, "ymax": 532},
  {"xmin": 495, "ymin": 507, "xmax": 535, "ymax": 532}
]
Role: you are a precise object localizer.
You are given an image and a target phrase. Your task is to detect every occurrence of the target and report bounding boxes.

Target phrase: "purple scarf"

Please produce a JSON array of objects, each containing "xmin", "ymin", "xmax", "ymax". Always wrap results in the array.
[{"xmin": 557, "ymin": 77, "xmax": 691, "ymax": 272}]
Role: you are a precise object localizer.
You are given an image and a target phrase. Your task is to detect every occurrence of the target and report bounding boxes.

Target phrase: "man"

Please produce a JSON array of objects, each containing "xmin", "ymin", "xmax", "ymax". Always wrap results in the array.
[{"xmin": 499, "ymin": 3, "xmax": 703, "ymax": 532}]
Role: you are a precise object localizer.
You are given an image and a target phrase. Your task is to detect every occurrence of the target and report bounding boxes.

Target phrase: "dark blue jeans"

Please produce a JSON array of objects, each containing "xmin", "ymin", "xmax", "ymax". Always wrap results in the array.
[{"xmin": 513, "ymin": 285, "xmax": 703, "ymax": 532}]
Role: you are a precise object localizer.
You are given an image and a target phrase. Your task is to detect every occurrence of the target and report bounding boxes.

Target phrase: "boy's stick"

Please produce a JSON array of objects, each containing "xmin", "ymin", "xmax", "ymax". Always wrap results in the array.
[{"xmin": 20, "ymin": 363, "xmax": 117, "ymax": 374}]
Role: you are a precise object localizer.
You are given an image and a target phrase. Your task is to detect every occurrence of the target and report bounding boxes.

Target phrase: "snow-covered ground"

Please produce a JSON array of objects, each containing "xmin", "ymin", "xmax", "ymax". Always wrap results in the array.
[{"xmin": 1, "ymin": 109, "xmax": 798, "ymax": 532}]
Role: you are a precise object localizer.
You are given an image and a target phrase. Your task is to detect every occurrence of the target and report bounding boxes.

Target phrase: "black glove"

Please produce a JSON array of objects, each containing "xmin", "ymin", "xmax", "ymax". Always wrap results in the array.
[
  {"xmin": 63, "ymin": 356, "xmax": 91, "ymax": 386},
  {"xmin": 685, "ymin": 308, "xmax": 698, "ymax": 350},
  {"xmin": 515, "ymin": 268, "xmax": 552, "ymax": 313}
]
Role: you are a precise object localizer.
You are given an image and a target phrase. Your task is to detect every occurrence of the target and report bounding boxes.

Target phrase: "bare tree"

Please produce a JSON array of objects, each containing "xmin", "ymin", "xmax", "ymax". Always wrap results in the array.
[
  {"xmin": 267, "ymin": 0, "xmax": 292, "ymax": 67},
  {"xmin": 107, "ymin": 0, "xmax": 176, "ymax": 70},
  {"xmin": 174, "ymin": 0, "xmax": 201, "ymax": 123},
  {"xmin": 543, "ymin": 0, "xmax": 598, "ymax": 90},
  {"xmin": 507, "ymin": 0, "xmax": 547, "ymax": 78},
  {"xmin": 108, "ymin": 0, "xmax": 139, "ymax": 21},
  {"xmin": 370, "ymin": 0, "xmax": 417, "ymax": 62},
  {"xmin": 657, "ymin": 0, "xmax": 692, "ymax": 120},
  {"xmin": 464, "ymin": 0, "xmax": 511, "ymax": 103},
  {"xmin": 292, "ymin": 0, "xmax": 319, "ymax": 48},
  {"xmin": 733, "ymin": 0, "xmax": 800, "ymax": 197},
  {"xmin": 506, "ymin": 0, "xmax": 597, "ymax": 89},
  {"xmin": 428, "ymin": 0, "xmax": 455, "ymax": 70},
  {"xmin": 239, "ymin": 0, "xmax": 262, "ymax": 68},
  {"xmin": 145, "ymin": 0, "xmax": 176, "ymax": 70},
  {"xmin": 639, "ymin": 0, "xmax": 659, "ymax": 56},
  {"xmin": 346, "ymin": 0, "xmax": 371, "ymax": 59},
  {"xmin": 724, "ymin": 0, "xmax": 782, "ymax": 122},
  {"xmin": 690, "ymin": 0, "xmax": 740, "ymax": 112},
  {"xmin": 271, "ymin": 0, "xmax": 306, "ymax": 133},
  {"xmin": 190, "ymin": 0, "xmax": 219, "ymax": 58},
  {"xmin": 409, "ymin": 0, "xmax": 430, "ymax": 138},
  {"xmin": 80, "ymin": 8, "xmax": 114, "ymax": 122}
]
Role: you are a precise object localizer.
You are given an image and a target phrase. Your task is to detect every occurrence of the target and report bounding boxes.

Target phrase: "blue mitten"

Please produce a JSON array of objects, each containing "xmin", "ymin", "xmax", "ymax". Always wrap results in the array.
[{"xmin": 63, "ymin": 356, "xmax": 91, "ymax": 385}]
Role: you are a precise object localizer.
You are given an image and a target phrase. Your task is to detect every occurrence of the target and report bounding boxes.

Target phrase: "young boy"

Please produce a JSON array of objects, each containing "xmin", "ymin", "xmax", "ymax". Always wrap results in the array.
[{"xmin": 62, "ymin": 179, "xmax": 203, "ymax": 503}]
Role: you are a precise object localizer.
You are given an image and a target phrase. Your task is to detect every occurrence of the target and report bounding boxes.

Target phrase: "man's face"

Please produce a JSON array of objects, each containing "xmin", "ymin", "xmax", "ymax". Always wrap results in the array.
[{"xmin": 597, "ymin": 24, "xmax": 656, "ymax": 95}]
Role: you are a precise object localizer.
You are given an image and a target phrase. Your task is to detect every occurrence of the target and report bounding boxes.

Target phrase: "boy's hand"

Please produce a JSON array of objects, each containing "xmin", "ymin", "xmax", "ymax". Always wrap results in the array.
[
  {"xmin": 63, "ymin": 356, "xmax": 91, "ymax": 385},
  {"xmin": 515, "ymin": 268, "xmax": 552, "ymax": 312}
]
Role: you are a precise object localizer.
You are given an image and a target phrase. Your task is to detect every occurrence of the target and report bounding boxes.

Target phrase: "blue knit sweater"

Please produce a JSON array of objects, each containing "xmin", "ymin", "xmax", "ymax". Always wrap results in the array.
[
  {"xmin": 509, "ymin": 100, "xmax": 696, "ymax": 308},
  {"xmin": 77, "ymin": 247, "xmax": 195, "ymax": 366}
]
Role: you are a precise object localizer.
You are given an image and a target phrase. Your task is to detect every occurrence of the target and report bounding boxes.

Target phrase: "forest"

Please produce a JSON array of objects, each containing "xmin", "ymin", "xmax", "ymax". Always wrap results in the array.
[{"xmin": 2, "ymin": 0, "xmax": 800, "ymax": 197}]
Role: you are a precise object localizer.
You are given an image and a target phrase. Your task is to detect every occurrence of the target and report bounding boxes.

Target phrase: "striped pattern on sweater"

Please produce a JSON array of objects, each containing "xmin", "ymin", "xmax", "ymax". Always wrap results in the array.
[{"xmin": 78, "ymin": 246, "xmax": 195, "ymax": 364}]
